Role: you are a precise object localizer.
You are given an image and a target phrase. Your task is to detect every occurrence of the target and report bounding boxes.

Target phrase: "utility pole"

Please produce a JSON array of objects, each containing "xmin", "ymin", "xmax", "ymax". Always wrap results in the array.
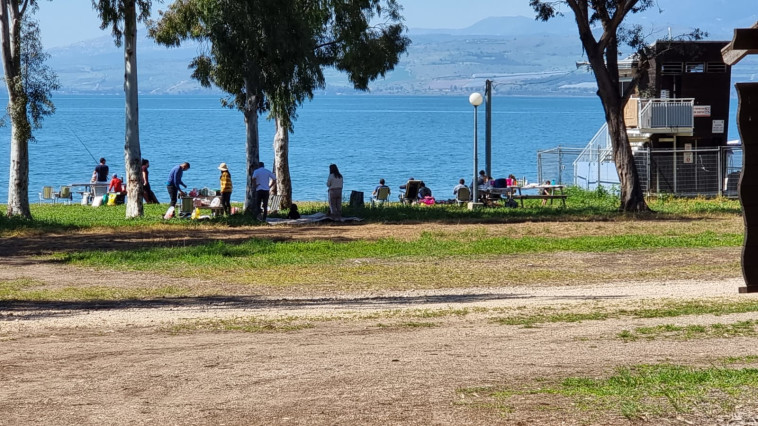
[{"xmin": 485, "ymin": 79, "xmax": 492, "ymax": 177}]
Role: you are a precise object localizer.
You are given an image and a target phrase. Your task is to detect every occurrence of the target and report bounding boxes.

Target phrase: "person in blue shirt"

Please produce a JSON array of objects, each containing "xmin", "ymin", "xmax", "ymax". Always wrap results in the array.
[
  {"xmin": 372, "ymin": 178, "xmax": 390, "ymax": 198},
  {"xmin": 166, "ymin": 162, "xmax": 190, "ymax": 208}
]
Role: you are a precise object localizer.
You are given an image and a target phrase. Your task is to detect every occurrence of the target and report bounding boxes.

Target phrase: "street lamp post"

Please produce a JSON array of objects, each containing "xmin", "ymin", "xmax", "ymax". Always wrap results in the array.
[{"xmin": 469, "ymin": 92, "xmax": 483, "ymax": 209}]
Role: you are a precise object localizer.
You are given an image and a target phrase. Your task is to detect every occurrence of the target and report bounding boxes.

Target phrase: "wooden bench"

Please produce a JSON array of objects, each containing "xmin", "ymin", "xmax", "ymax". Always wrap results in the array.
[
  {"xmin": 511, "ymin": 185, "xmax": 567, "ymax": 208},
  {"xmin": 196, "ymin": 205, "xmax": 225, "ymax": 216}
]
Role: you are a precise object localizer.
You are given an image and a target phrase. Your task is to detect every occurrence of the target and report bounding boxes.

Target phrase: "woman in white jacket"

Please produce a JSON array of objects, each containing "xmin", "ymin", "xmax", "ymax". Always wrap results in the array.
[{"xmin": 326, "ymin": 164, "xmax": 343, "ymax": 219}]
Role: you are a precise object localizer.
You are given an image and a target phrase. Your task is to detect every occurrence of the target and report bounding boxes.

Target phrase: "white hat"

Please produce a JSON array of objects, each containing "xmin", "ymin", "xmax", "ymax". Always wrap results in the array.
[{"xmin": 218, "ymin": 163, "xmax": 228, "ymax": 171}]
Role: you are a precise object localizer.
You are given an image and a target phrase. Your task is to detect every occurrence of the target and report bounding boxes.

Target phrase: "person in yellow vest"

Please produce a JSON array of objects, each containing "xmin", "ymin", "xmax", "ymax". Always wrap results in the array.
[{"xmin": 218, "ymin": 163, "xmax": 233, "ymax": 215}]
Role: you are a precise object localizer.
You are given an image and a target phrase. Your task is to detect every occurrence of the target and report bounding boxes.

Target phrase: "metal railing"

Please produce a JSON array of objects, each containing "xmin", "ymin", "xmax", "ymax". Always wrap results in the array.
[{"xmin": 638, "ymin": 98, "xmax": 695, "ymax": 131}]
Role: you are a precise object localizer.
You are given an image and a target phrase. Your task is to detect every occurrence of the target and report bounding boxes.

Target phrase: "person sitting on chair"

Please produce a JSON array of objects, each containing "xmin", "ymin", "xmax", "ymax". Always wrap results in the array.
[
  {"xmin": 107, "ymin": 174, "xmax": 126, "ymax": 205},
  {"xmin": 108, "ymin": 174, "xmax": 124, "ymax": 193},
  {"xmin": 373, "ymin": 178, "xmax": 390, "ymax": 198},
  {"xmin": 476, "ymin": 170, "xmax": 487, "ymax": 186},
  {"xmin": 541, "ymin": 180, "xmax": 553, "ymax": 206},
  {"xmin": 399, "ymin": 177, "xmax": 414, "ymax": 191},
  {"xmin": 453, "ymin": 178, "xmax": 467, "ymax": 196},
  {"xmin": 418, "ymin": 182, "xmax": 432, "ymax": 199},
  {"xmin": 398, "ymin": 177, "xmax": 415, "ymax": 202}
]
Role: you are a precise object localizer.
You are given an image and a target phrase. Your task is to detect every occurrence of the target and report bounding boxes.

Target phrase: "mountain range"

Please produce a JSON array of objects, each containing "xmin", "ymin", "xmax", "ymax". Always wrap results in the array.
[{"xmin": 34, "ymin": 2, "xmax": 758, "ymax": 96}]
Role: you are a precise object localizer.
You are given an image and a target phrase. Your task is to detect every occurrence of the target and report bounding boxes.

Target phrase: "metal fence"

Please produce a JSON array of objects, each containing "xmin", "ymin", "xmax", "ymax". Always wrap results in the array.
[{"xmin": 538, "ymin": 145, "xmax": 743, "ymax": 197}]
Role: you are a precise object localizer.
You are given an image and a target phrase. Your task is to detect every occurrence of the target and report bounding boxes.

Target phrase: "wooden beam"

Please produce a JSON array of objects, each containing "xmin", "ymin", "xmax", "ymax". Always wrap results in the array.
[
  {"xmin": 734, "ymin": 28, "xmax": 758, "ymax": 50},
  {"xmin": 722, "ymin": 22, "xmax": 758, "ymax": 66}
]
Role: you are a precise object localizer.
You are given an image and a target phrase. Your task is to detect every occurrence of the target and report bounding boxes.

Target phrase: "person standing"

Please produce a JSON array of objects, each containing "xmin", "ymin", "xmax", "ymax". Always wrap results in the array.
[
  {"xmin": 218, "ymin": 162, "xmax": 233, "ymax": 215},
  {"xmin": 94, "ymin": 157, "xmax": 109, "ymax": 183},
  {"xmin": 141, "ymin": 159, "xmax": 159, "ymax": 204},
  {"xmin": 252, "ymin": 161, "xmax": 276, "ymax": 221},
  {"xmin": 326, "ymin": 164, "xmax": 343, "ymax": 219},
  {"xmin": 166, "ymin": 162, "xmax": 190, "ymax": 208}
]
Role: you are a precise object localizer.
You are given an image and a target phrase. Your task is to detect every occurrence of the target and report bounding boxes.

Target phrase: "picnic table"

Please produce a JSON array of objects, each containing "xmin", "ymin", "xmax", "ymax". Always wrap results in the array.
[
  {"xmin": 180, "ymin": 195, "xmax": 225, "ymax": 217},
  {"xmin": 69, "ymin": 182, "xmax": 108, "ymax": 205},
  {"xmin": 480, "ymin": 184, "xmax": 567, "ymax": 208}
]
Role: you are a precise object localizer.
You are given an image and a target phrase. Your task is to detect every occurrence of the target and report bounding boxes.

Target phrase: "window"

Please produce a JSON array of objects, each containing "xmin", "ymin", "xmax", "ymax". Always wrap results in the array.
[
  {"xmin": 707, "ymin": 62, "xmax": 727, "ymax": 73},
  {"xmin": 661, "ymin": 62, "xmax": 683, "ymax": 74},
  {"xmin": 685, "ymin": 63, "xmax": 704, "ymax": 73}
]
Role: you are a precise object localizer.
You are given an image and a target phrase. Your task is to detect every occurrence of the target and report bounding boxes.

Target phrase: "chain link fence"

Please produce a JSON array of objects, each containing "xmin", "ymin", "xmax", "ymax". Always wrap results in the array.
[{"xmin": 538, "ymin": 145, "xmax": 743, "ymax": 197}]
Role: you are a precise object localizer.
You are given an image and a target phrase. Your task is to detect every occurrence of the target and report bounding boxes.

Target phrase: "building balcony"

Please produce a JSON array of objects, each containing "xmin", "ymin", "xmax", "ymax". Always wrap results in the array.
[{"xmin": 637, "ymin": 98, "xmax": 695, "ymax": 134}]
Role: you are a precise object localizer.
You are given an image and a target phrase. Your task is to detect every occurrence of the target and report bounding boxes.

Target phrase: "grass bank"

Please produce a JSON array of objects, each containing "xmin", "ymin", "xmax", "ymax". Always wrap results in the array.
[{"xmin": 0, "ymin": 187, "xmax": 742, "ymax": 234}]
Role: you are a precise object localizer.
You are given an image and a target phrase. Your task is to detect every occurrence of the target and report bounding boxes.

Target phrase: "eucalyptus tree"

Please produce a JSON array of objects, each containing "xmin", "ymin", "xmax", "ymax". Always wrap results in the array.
[
  {"xmin": 149, "ymin": 0, "xmax": 409, "ymax": 211},
  {"xmin": 92, "ymin": 0, "xmax": 152, "ymax": 218},
  {"xmin": 530, "ymin": 0, "xmax": 654, "ymax": 212},
  {"xmin": 1, "ymin": 1, "xmax": 59, "ymax": 218},
  {"xmin": 270, "ymin": 0, "xmax": 409, "ymax": 208}
]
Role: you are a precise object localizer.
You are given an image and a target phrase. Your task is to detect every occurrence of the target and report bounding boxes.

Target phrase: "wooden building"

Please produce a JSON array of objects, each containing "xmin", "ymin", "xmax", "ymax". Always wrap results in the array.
[{"xmin": 619, "ymin": 40, "xmax": 734, "ymax": 195}]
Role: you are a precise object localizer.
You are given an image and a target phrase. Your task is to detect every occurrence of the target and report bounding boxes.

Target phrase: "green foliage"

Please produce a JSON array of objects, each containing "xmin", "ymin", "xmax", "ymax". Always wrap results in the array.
[
  {"xmin": 20, "ymin": 16, "xmax": 59, "ymax": 132},
  {"xmin": 618, "ymin": 320, "xmax": 758, "ymax": 342},
  {"xmin": 470, "ymin": 362, "xmax": 758, "ymax": 419},
  {"xmin": 551, "ymin": 364, "xmax": 758, "ymax": 418},
  {"xmin": 92, "ymin": 0, "xmax": 153, "ymax": 46},
  {"xmin": 148, "ymin": 0, "xmax": 410, "ymax": 126},
  {"xmin": 0, "ymin": 278, "xmax": 190, "ymax": 301},
  {"xmin": 494, "ymin": 299, "xmax": 758, "ymax": 328}
]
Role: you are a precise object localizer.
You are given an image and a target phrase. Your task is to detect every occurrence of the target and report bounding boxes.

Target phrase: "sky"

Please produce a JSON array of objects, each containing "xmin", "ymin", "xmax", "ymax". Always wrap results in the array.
[{"xmin": 34, "ymin": 1, "xmax": 536, "ymax": 48}]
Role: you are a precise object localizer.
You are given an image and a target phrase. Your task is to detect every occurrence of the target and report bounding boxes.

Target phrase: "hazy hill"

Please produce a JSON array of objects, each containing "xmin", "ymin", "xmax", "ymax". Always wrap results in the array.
[{"xmin": 32, "ymin": 2, "xmax": 758, "ymax": 96}]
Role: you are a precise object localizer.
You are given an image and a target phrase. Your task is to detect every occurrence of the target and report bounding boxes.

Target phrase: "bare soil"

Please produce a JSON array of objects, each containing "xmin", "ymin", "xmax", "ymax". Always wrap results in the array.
[{"xmin": 1, "ymin": 220, "xmax": 757, "ymax": 425}]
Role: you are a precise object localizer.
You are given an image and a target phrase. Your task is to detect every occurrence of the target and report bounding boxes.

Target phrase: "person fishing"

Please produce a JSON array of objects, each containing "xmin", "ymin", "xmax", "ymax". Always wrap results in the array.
[{"xmin": 93, "ymin": 157, "xmax": 109, "ymax": 183}]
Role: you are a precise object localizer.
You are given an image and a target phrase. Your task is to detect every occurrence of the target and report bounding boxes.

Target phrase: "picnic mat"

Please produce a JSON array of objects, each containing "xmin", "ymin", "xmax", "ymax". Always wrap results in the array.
[{"xmin": 267, "ymin": 212, "xmax": 362, "ymax": 225}]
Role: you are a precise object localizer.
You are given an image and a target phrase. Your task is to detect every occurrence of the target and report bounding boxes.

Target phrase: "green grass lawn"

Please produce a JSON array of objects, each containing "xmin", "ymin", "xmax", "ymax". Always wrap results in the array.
[{"xmin": 1, "ymin": 186, "xmax": 743, "ymax": 232}]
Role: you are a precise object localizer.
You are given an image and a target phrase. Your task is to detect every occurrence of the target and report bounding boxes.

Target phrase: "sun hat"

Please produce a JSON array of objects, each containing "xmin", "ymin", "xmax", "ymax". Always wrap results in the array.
[{"xmin": 218, "ymin": 163, "xmax": 228, "ymax": 171}]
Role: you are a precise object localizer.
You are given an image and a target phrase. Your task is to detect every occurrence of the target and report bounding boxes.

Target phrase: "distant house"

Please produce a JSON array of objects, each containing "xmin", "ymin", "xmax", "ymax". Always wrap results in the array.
[
  {"xmin": 623, "ymin": 41, "xmax": 731, "ymax": 149},
  {"xmin": 569, "ymin": 40, "xmax": 739, "ymax": 196}
]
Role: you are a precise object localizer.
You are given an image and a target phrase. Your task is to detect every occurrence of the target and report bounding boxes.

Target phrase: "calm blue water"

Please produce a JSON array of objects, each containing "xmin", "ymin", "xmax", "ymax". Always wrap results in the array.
[{"xmin": 0, "ymin": 95, "xmax": 740, "ymax": 203}]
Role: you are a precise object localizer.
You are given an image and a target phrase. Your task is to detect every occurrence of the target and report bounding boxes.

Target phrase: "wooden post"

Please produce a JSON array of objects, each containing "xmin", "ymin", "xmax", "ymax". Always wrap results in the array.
[
  {"xmin": 722, "ymin": 22, "xmax": 758, "ymax": 292},
  {"xmin": 737, "ymin": 83, "xmax": 758, "ymax": 292}
]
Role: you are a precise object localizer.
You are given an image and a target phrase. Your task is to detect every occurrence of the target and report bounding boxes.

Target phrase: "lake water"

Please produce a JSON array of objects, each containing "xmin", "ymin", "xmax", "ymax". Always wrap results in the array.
[{"xmin": 0, "ymin": 95, "xmax": 740, "ymax": 203}]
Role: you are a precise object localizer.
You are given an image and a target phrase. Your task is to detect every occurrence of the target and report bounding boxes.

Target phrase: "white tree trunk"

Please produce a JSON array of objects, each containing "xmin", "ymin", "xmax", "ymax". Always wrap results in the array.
[
  {"xmin": 273, "ymin": 118, "xmax": 291, "ymax": 208},
  {"xmin": 123, "ymin": 0, "xmax": 143, "ymax": 218},
  {"xmin": 2, "ymin": 2, "xmax": 32, "ymax": 218},
  {"xmin": 7, "ymin": 118, "xmax": 30, "ymax": 217}
]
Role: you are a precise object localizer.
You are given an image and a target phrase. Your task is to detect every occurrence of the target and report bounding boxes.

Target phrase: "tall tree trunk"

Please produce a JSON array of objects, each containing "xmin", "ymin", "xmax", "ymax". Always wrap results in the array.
[
  {"xmin": 273, "ymin": 117, "xmax": 291, "ymax": 209},
  {"xmin": 7, "ymin": 103, "xmax": 31, "ymax": 218},
  {"xmin": 591, "ymin": 55, "xmax": 649, "ymax": 212},
  {"xmin": 243, "ymin": 77, "xmax": 259, "ymax": 215},
  {"xmin": 606, "ymin": 106, "xmax": 647, "ymax": 211},
  {"xmin": 123, "ymin": 0, "xmax": 143, "ymax": 218},
  {"xmin": 3, "ymin": 2, "xmax": 32, "ymax": 218}
]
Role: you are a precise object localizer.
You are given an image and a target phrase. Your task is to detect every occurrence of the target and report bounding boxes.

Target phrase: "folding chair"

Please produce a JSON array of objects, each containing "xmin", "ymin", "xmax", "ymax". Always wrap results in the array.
[
  {"xmin": 38, "ymin": 186, "xmax": 55, "ymax": 204},
  {"xmin": 455, "ymin": 187, "xmax": 471, "ymax": 206},
  {"xmin": 399, "ymin": 180, "xmax": 422, "ymax": 204},
  {"xmin": 371, "ymin": 186, "xmax": 391, "ymax": 206},
  {"xmin": 54, "ymin": 186, "xmax": 73, "ymax": 205},
  {"xmin": 268, "ymin": 194, "xmax": 283, "ymax": 214}
]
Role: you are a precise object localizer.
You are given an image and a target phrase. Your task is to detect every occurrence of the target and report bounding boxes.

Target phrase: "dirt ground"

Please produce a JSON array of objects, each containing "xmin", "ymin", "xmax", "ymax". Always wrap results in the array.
[{"xmin": 1, "ymin": 221, "xmax": 757, "ymax": 425}]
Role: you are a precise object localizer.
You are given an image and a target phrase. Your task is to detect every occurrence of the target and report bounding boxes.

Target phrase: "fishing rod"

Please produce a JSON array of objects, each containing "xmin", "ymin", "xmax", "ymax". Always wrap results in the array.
[{"xmin": 68, "ymin": 127, "xmax": 98, "ymax": 164}]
